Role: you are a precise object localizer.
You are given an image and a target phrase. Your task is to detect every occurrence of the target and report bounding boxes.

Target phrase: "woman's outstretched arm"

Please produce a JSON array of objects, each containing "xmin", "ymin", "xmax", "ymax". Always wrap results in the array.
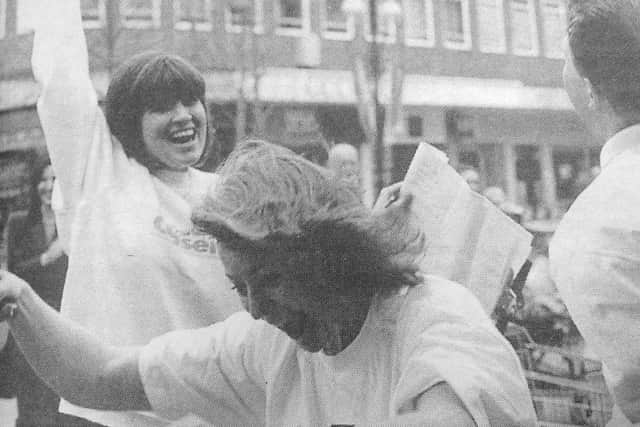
[
  {"xmin": 32, "ymin": 0, "xmax": 99, "ymax": 217},
  {"xmin": 0, "ymin": 270, "xmax": 150, "ymax": 411}
]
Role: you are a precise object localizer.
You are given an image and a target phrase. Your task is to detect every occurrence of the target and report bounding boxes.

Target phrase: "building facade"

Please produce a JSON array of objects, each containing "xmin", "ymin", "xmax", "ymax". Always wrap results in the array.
[{"xmin": 0, "ymin": 0, "xmax": 597, "ymax": 216}]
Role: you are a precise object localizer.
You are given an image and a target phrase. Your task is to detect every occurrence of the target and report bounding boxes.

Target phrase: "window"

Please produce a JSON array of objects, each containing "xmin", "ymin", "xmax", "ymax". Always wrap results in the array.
[
  {"xmin": 174, "ymin": 0, "xmax": 212, "ymax": 31},
  {"xmin": 403, "ymin": 0, "xmax": 435, "ymax": 46},
  {"xmin": 0, "ymin": 0, "xmax": 6, "ymax": 38},
  {"xmin": 275, "ymin": 0, "xmax": 310, "ymax": 35},
  {"xmin": 81, "ymin": 0, "xmax": 106, "ymax": 28},
  {"xmin": 321, "ymin": 0, "xmax": 354, "ymax": 40},
  {"xmin": 364, "ymin": 0, "xmax": 399, "ymax": 43},
  {"xmin": 476, "ymin": 0, "xmax": 506, "ymax": 53},
  {"xmin": 541, "ymin": 0, "xmax": 566, "ymax": 58},
  {"xmin": 225, "ymin": 0, "xmax": 264, "ymax": 33},
  {"xmin": 509, "ymin": 0, "xmax": 538, "ymax": 55},
  {"xmin": 442, "ymin": 0, "xmax": 471, "ymax": 49},
  {"xmin": 120, "ymin": 0, "xmax": 161, "ymax": 29},
  {"xmin": 408, "ymin": 115, "xmax": 424, "ymax": 137}
]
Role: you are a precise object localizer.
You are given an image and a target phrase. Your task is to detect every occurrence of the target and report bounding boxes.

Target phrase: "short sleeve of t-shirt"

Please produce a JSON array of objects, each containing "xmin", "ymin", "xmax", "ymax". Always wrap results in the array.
[
  {"xmin": 394, "ymin": 279, "xmax": 537, "ymax": 427},
  {"xmin": 138, "ymin": 311, "xmax": 267, "ymax": 425}
]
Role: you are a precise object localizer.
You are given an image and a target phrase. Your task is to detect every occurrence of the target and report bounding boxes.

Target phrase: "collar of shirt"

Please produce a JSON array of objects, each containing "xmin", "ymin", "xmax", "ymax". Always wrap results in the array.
[{"xmin": 600, "ymin": 124, "xmax": 640, "ymax": 169}]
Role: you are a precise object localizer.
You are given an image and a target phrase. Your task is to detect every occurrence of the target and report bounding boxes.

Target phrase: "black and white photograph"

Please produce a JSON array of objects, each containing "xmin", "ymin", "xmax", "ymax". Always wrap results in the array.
[{"xmin": 0, "ymin": 0, "xmax": 638, "ymax": 426}]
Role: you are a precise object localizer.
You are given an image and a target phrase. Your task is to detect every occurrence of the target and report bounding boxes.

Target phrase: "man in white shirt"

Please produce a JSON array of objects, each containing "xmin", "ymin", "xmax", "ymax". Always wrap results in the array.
[{"xmin": 549, "ymin": 0, "xmax": 640, "ymax": 424}]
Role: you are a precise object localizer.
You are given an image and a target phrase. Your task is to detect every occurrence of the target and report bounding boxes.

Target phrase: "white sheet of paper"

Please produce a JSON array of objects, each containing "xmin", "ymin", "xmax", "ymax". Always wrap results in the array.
[{"xmin": 402, "ymin": 142, "xmax": 532, "ymax": 313}]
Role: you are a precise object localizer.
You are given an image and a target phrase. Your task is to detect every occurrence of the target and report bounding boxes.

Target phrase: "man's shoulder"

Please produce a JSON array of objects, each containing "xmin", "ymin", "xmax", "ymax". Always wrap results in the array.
[
  {"xmin": 562, "ymin": 161, "xmax": 640, "ymax": 226},
  {"xmin": 551, "ymin": 161, "xmax": 640, "ymax": 263}
]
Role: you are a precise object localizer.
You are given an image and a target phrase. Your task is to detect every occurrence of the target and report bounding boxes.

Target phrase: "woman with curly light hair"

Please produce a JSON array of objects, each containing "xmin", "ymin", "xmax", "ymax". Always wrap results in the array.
[{"xmin": 0, "ymin": 140, "xmax": 536, "ymax": 426}]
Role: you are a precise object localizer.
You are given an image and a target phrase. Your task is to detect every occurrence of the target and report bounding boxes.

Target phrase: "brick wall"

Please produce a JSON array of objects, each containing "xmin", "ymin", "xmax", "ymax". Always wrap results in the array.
[{"xmin": 1, "ymin": 0, "xmax": 565, "ymax": 86}]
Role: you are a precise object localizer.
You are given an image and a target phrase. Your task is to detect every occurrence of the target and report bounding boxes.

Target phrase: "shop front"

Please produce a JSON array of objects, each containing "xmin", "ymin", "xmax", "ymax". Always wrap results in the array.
[
  {"xmin": 2, "ymin": 67, "xmax": 597, "ymax": 217},
  {"xmin": 395, "ymin": 101, "xmax": 598, "ymax": 219}
]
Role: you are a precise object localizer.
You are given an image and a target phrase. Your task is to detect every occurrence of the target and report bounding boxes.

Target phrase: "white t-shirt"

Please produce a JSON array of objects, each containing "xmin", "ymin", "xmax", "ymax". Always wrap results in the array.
[
  {"xmin": 550, "ymin": 124, "xmax": 640, "ymax": 427},
  {"xmin": 32, "ymin": 1, "xmax": 242, "ymax": 425},
  {"xmin": 140, "ymin": 276, "xmax": 538, "ymax": 426}
]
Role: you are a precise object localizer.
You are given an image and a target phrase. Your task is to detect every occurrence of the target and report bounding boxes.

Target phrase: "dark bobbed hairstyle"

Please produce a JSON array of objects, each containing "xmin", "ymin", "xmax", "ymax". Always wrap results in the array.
[
  {"xmin": 567, "ymin": 0, "xmax": 640, "ymax": 115},
  {"xmin": 193, "ymin": 140, "xmax": 425, "ymax": 300},
  {"xmin": 26, "ymin": 155, "xmax": 53, "ymax": 224},
  {"xmin": 105, "ymin": 51, "xmax": 213, "ymax": 169}
]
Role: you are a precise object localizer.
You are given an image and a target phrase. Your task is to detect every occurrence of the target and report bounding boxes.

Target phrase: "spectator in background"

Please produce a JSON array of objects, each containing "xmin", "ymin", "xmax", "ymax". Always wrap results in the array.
[
  {"xmin": 555, "ymin": 163, "xmax": 575, "ymax": 200},
  {"xmin": 483, "ymin": 186, "xmax": 506, "ymax": 207},
  {"xmin": 460, "ymin": 168, "xmax": 481, "ymax": 192},
  {"xmin": 550, "ymin": 0, "xmax": 640, "ymax": 424},
  {"xmin": 327, "ymin": 142, "xmax": 361, "ymax": 189},
  {"xmin": 280, "ymin": 139, "xmax": 330, "ymax": 167},
  {"xmin": 4, "ymin": 157, "xmax": 91, "ymax": 426},
  {"xmin": 483, "ymin": 186, "xmax": 525, "ymax": 224}
]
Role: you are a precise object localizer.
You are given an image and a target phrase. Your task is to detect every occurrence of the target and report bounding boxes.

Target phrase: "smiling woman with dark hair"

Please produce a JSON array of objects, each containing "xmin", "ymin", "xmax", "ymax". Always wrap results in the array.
[
  {"xmin": 0, "ymin": 140, "xmax": 536, "ymax": 426},
  {"xmin": 104, "ymin": 51, "xmax": 213, "ymax": 169},
  {"xmin": 30, "ymin": 1, "xmax": 240, "ymax": 425}
]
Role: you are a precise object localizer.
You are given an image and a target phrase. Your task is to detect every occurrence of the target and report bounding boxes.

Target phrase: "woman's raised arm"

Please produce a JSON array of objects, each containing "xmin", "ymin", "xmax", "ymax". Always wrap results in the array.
[
  {"xmin": 0, "ymin": 270, "xmax": 150, "ymax": 411},
  {"xmin": 32, "ymin": 0, "xmax": 99, "ymax": 210}
]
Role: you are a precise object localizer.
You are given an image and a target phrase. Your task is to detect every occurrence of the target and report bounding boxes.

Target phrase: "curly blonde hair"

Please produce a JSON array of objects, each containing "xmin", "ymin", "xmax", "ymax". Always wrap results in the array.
[{"xmin": 193, "ymin": 140, "xmax": 424, "ymax": 299}]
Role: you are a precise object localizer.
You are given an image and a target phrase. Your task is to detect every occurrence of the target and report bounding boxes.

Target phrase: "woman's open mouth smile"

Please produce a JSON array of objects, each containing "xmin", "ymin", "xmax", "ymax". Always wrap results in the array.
[{"xmin": 168, "ymin": 127, "xmax": 197, "ymax": 145}]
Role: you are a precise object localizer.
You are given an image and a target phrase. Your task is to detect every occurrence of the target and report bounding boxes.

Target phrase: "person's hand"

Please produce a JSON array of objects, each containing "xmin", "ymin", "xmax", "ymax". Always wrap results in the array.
[
  {"xmin": 40, "ymin": 238, "xmax": 64, "ymax": 266},
  {"xmin": 0, "ymin": 271, "xmax": 27, "ymax": 322},
  {"xmin": 371, "ymin": 183, "xmax": 414, "ymax": 230},
  {"xmin": 372, "ymin": 182, "xmax": 405, "ymax": 213}
]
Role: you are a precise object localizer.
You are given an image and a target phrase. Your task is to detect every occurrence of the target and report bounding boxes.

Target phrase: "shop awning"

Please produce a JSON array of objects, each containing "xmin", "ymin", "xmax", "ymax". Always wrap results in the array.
[
  {"xmin": 207, "ymin": 68, "xmax": 574, "ymax": 111},
  {"xmin": 399, "ymin": 74, "xmax": 573, "ymax": 110},
  {"xmin": 1, "ymin": 68, "xmax": 573, "ymax": 112}
]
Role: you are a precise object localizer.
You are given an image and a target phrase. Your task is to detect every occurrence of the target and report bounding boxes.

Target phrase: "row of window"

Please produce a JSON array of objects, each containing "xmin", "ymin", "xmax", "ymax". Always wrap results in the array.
[
  {"xmin": 329, "ymin": 0, "xmax": 566, "ymax": 57},
  {"xmin": 1, "ymin": 0, "xmax": 566, "ymax": 59}
]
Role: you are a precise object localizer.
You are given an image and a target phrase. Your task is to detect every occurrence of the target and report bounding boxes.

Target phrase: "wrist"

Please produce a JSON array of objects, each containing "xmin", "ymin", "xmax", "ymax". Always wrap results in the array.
[{"xmin": 11, "ymin": 280, "xmax": 38, "ymax": 323}]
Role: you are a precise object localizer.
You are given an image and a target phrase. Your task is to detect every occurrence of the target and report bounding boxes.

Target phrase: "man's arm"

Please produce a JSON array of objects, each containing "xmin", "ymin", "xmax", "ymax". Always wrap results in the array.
[{"xmin": 0, "ymin": 271, "xmax": 150, "ymax": 411}]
